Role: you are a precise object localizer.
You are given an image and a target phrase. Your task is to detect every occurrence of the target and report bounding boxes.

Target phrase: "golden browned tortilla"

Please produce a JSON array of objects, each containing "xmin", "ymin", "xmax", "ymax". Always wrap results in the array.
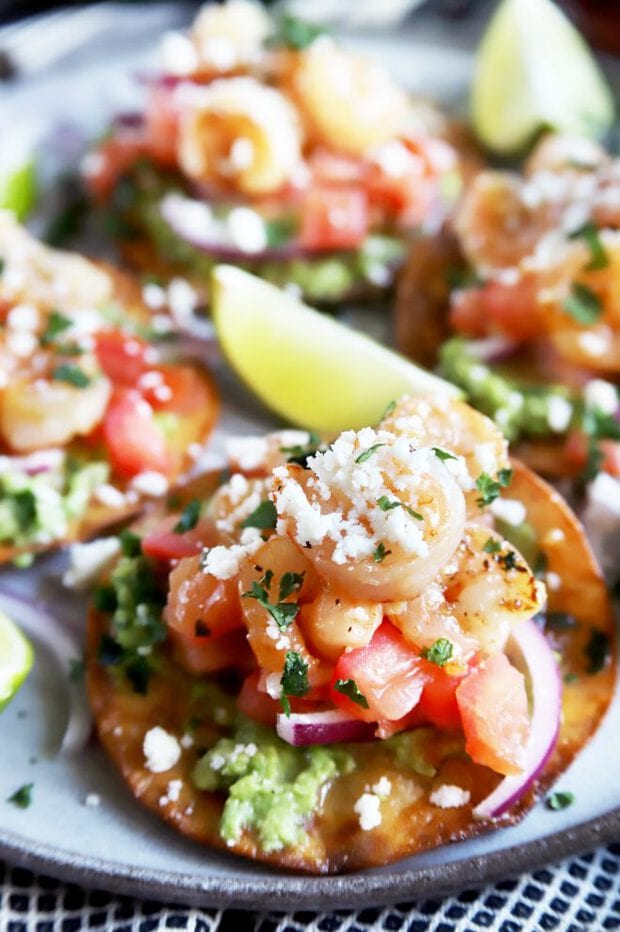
[{"xmin": 86, "ymin": 461, "xmax": 615, "ymax": 874}]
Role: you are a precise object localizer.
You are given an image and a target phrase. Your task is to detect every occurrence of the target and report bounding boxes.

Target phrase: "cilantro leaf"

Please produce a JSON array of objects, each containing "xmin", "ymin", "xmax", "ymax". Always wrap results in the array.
[
  {"xmin": 475, "ymin": 469, "xmax": 512, "ymax": 507},
  {"xmin": 279, "ymin": 571, "xmax": 305, "ymax": 601},
  {"xmin": 334, "ymin": 678, "xmax": 369, "ymax": 709},
  {"xmin": 376, "ymin": 495, "xmax": 423, "ymax": 521},
  {"xmin": 93, "ymin": 584, "xmax": 117, "ymax": 614},
  {"xmin": 51, "ymin": 364, "xmax": 90, "ymax": 388},
  {"xmin": 421, "ymin": 638, "xmax": 454, "ymax": 667},
  {"xmin": 432, "ymin": 447, "xmax": 457, "ymax": 462},
  {"xmin": 280, "ymin": 431, "xmax": 322, "ymax": 468},
  {"xmin": 40, "ymin": 309, "xmax": 72, "ymax": 346},
  {"xmin": 483, "ymin": 537, "xmax": 502, "ymax": 554},
  {"xmin": 265, "ymin": 217, "xmax": 297, "ymax": 248},
  {"xmin": 280, "ymin": 650, "xmax": 310, "ymax": 716},
  {"xmin": 499, "ymin": 549, "xmax": 519, "ymax": 571},
  {"xmin": 119, "ymin": 529, "xmax": 142, "ymax": 557},
  {"xmin": 13, "ymin": 489, "xmax": 36, "ymax": 532},
  {"xmin": 380, "ymin": 399, "xmax": 397, "ymax": 421},
  {"xmin": 7, "ymin": 783, "xmax": 33, "ymax": 809},
  {"xmin": 242, "ymin": 571, "xmax": 300, "ymax": 631},
  {"xmin": 568, "ymin": 222, "xmax": 608, "ymax": 271},
  {"xmin": 563, "ymin": 282, "xmax": 602, "ymax": 324},
  {"xmin": 355, "ymin": 443, "xmax": 386, "ymax": 464},
  {"xmin": 373, "ymin": 541, "xmax": 391, "ymax": 563},
  {"xmin": 240, "ymin": 499, "xmax": 277, "ymax": 530},
  {"xmin": 547, "ymin": 791, "xmax": 575, "ymax": 811},
  {"xmin": 173, "ymin": 499, "xmax": 201, "ymax": 534},
  {"xmin": 269, "ymin": 13, "xmax": 326, "ymax": 50}
]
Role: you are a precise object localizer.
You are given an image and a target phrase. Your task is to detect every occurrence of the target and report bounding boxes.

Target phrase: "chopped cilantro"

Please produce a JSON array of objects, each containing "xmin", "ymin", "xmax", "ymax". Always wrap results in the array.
[
  {"xmin": 432, "ymin": 447, "xmax": 457, "ymax": 462},
  {"xmin": 380, "ymin": 400, "xmax": 397, "ymax": 420},
  {"xmin": 355, "ymin": 443, "xmax": 386, "ymax": 464},
  {"xmin": 119, "ymin": 529, "xmax": 142, "ymax": 557},
  {"xmin": 373, "ymin": 541, "xmax": 391, "ymax": 563},
  {"xmin": 280, "ymin": 650, "xmax": 310, "ymax": 716},
  {"xmin": 265, "ymin": 217, "xmax": 297, "ymax": 248},
  {"xmin": 568, "ymin": 222, "xmax": 608, "ymax": 271},
  {"xmin": 40, "ymin": 310, "xmax": 72, "ymax": 346},
  {"xmin": 7, "ymin": 783, "xmax": 33, "ymax": 809},
  {"xmin": 51, "ymin": 364, "xmax": 90, "ymax": 388},
  {"xmin": 546, "ymin": 791, "xmax": 575, "ymax": 811},
  {"xmin": 475, "ymin": 469, "xmax": 512, "ymax": 507},
  {"xmin": 584, "ymin": 628, "xmax": 610, "ymax": 674},
  {"xmin": 421, "ymin": 638, "xmax": 454, "ymax": 667},
  {"xmin": 483, "ymin": 537, "xmax": 502, "ymax": 554},
  {"xmin": 93, "ymin": 584, "xmax": 117, "ymax": 614},
  {"xmin": 173, "ymin": 499, "xmax": 201, "ymax": 534},
  {"xmin": 279, "ymin": 571, "xmax": 305, "ymax": 601},
  {"xmin": 240, "ymin": 499, "xmax": 277, "ymax": 530},
  {"xmin": 563, "ymin": 282, "xmax": 602, "ymax": 324},
  {"xmin": 125, "ymin": 655, "xmax": 152, "ymax": 695},
  {"xmin": 376, "ymin": 495, "xmax": 423, "ymax": 521},
  {"xmin": 97, "ymin": 633, "xmax": 125, "ymax": 666},
  {"xmin": 280, "ymin": 431, "xmax": 322, "ymax": 468},
  {"xmin": 242, "ymin": 571, "xmax": 301, "ymax": 631},
  {"xmin": 499, "ymin": 549, "xmax": 519, "ymax": 571},
  {"xmin": 13, "ymin": 489, "xmax": 36, "ymax": 532},
  {"xmin": 269, "ymin": 13, "xmax": 326, "ymax": 50},
  {"xmin": 334, "ymin": 678, "xmax": 369, "ymax": 709}
]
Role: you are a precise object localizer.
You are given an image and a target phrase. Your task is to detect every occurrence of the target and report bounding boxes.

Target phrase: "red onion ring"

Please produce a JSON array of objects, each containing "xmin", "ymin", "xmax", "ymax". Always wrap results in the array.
[
  {"xmin": 465, "ymin": 336, "xmax": 520, "ymax": 364},
  {"xmin": 276, "ymin": 709, "xmax": 375, "ymax": 746},
  {"xmin": 0, "ymin": 587, "xmax": 92, "ymax": 756},
  {"xmin": 473, "ymin": 619, "xmax": 561, "ymax": 820}
]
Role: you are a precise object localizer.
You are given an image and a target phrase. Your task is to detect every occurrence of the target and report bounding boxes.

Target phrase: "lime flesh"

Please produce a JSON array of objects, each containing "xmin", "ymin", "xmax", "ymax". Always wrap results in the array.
[
  {"xmin": 211, "ymin": 265, "xmax": 460, "ymax": 433},
  {"xmin": 0, "ymin": 610, "xmax": 34, "ymax": 711},
  {"xmin": 472, "ymin": 0, "xmax": 614, "ymax": 154},
  {"xmin": 0, "ymin": 161, "xmax": 37, "ymax": 221}
]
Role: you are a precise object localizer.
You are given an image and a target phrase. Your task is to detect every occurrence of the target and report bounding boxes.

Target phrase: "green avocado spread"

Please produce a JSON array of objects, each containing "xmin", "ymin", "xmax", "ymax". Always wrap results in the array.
[{"xmin": 0, "ymin": 459, "xmax": 108, "ymax": 561}]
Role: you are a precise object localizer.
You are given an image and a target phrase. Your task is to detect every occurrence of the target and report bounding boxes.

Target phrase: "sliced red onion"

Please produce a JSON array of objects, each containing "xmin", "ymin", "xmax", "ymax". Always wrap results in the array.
[
  {"xmin": 276, "ymin": 709, "xmax": 375, "ymax": 747},
  {"xmin": 473, "ymin": 619, "xmax": 561, "ymax": 820},
  {"xmin": 0, "ymin": 449, "xmax": 64, "ymax": 477},
  {"xmin": 112, "ymin": 111, "xmax": 145, "ymax": 133},
  {"xmin": 465, "ymin": 336, "xmax": 520, "ymax": 363},
  {"xmin": 0, "ymin": 588, "xmax": 92, "ymax": 756}
]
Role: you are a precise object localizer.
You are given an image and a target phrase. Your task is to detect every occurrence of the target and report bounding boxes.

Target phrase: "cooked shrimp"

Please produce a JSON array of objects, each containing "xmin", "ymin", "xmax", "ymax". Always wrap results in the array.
[
  {"xmin": 299, "ymin": 590, "xmax": 383, "ymax": 662},
  {"xmin": 288, "ymin": 38, "xmax": 410, "ymax": 157},
  {"xmin": 191, "ymin": 0, "xmax": 271, "ymax": 72},
  {"xmin": 386, "ymin": 581, "xmax": 478, "ymax": 662},
  {"xmin": 207, "ymin": 473, "xmax": 272, "ymax": 544},
  {"xmin": 0, "ymin": 371, "xmax": 111, "ymax": 451},
  {"xmin": 380, "ymin": 395, "xmax": 510, "ymax": 515},
  {"xmin": 177, "ymin": 77, "xmax": 303, "ymax": 195},
  {"xmin": 271, "ymin": 427, "xmax": 466, "ymax": 602},
  {"xmin": 525, "ymin": 133, "xmax": 608, "ymax": 176}
]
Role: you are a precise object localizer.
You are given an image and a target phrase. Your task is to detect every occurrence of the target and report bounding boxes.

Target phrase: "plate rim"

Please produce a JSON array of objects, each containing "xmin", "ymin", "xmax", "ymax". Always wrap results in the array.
[{"xmin": 1, "ymin": 806, "xmax": 619, "ymax": 910}]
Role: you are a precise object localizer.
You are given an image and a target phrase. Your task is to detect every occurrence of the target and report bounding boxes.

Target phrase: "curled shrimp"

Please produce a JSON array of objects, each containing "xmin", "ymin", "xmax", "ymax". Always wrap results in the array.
[
  {"xmin": 190, "ymin": 0, "xmax": 271, "ymax": 72},
  {"xmin": 207, "ymin": 472, "xmax": 272, "ymax": 544},
  {"xmin": 389, "ymin": 524, "xmax": 544, "ymax": 658},
  {"xmin": 177, "ymin": 76, "xmax": 303, "ymax": 196},
  {"xmin": 380, "ymin": 395, "xmax": 510, "ymax": 515},
  {"xmin": 271, "ymin": 427, "xmax": 466, "ymax": 602},
  {"xmin": 298, "ymin": 589, "xmax": 383, "ymax": 662},
  {"xmin": 288, "ymin": 38, "xmax": 410, "ymax": 157}
]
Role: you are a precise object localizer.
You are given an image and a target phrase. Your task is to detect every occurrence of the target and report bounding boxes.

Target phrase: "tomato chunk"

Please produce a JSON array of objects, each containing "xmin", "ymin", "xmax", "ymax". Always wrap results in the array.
[
  {"xmin": 96, "ymin": 331, "xmax": 152, "ymax": 386},
  {"xmin": 103, "ymin": 389, "xmax": 170, "ymax": 478},
  {"xmin": 330, "ymin": 621, "xmax": 426, "ymax": 723},
  {"xmin": 414, "ymin": 662, "xmax": 465, "ymax": 731},
  {"xmin": 142, "ymin": 514, "xmax": 218, "ymax": 562},
  {"xmin": 299, "ymin": 185, "xmax": 368, "ymax": 251},
  {"xmin": 450, "ymin": 281, "xmax": 540, "ymax": 341},
  {"xmin": 456, "ymin": 653, "xmax": 530, "ymax": 776}
]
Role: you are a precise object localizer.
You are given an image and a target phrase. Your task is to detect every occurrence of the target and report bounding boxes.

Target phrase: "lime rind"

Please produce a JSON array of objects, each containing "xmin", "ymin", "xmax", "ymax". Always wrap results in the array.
[
  {"xmin": 211, "ymin": 265, "xmax": 460, "ymax": 434},
  {"xmin": 0, "ymin": 610, "xmax": 34, "ymax": 711},
  {"xmin": 472, "ymin": 0, "xmax": 615, "ymax": 154}
]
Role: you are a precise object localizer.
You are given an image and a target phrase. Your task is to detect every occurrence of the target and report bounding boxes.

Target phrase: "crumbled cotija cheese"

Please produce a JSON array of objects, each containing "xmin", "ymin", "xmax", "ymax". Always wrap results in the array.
[
  {"xmin": 490, "ymin": 497, "xmax": 527, "ymax": 527},
  {"xmin": 131, "ymin": 471, "xmax": 169, "ymax": 497},
  {"xmin": 143, "ymin": 727, "xmax": 182, "ymax": 773},
  {"xmin": 62, "ymin": 537, "xmax": 121, "ymax": 590},
  {"xmin": 547, "ymin": 396, "xmax": 573, "ymax": 433},
  {"xmin": 429, "ymin": 784, "xmax": 471, "ymax": 808},
  {"xmin": 583, "ymin": 379, "xmax": 618, "ymax": 415},
  {"xmin": 354, "ymin": 792, "xmax": 382, "ymax": 830},
  {"xmin": 201, "ymin": 527, "xmax": 262, "ymax": 580}
]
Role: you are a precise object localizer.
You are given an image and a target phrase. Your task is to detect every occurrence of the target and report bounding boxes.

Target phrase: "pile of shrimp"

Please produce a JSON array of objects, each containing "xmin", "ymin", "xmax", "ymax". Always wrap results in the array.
[
  {"xmin": 165, "ymin": 396, "xmax": 545, "ymax": 703},
  {"xmin": 451, "ymin": 133, "xmax": 620, "ymax": 373}
]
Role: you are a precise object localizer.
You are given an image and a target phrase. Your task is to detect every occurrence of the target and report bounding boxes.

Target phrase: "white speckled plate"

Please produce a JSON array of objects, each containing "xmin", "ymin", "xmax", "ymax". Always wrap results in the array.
[{"xmin": 0, "ymin": 2, "xmax": 618, "ymax": 910}]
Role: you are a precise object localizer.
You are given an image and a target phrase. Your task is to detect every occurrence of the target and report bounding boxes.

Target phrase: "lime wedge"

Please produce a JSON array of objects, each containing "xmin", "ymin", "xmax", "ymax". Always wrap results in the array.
[
  {"xmin": 0, "ymin": 161, "xmax": 37, "ymax": 221},
  {"xmin": 211, "ymin": 266, "xmax": 460, "ymax": 432},
  {"xmin": 472, "ymin": 0, "xmax": 614, "ymax": 154},
  {"xmin": 0, "ymin": 610, "xmax": 34, "ymax": 711}
]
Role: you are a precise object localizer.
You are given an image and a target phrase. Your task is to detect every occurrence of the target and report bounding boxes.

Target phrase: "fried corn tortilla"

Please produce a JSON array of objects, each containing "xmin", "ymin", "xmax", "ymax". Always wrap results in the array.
[{"xmin": 86, "ymin": 459, "xmax": 615, "ymax": 874}]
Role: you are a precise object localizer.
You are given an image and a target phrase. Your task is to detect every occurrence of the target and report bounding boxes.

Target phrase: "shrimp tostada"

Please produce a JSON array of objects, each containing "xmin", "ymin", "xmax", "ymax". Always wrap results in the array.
[
  {"xmin": 82, "ymin": 0, "xmax": 472, "ymax": 308},
  {"xmin": 86, "ymin": 395, "xmax": 614, "ymax": 873},
  {"xmin": 396, "ymin": 133, "xmax": 619, "ymax": 488},
  {"xmin": 0, "ymin": 213, "xmax": 218, "ymax": 565}
]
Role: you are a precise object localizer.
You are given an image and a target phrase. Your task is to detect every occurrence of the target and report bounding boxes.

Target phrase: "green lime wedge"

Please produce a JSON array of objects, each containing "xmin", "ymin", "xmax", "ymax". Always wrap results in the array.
[
  {"xmin": 0, "ymin": 610, "xmax": 34, "ymax": 711},
  {"xmin": 472, "ymin": 0, "xmax": 615, "ymax": 154},
  {"xmin": 0, "ymin": 161, "xmax": 37, "ymax": 221},
  {"xmin": 211, "ymin": 265, "xmax": 460, "ymax": 433}
]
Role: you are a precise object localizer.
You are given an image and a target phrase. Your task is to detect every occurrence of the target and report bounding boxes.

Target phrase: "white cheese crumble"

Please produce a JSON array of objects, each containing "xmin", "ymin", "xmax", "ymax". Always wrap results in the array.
[
  {"xmin": 131, "ymin": 471, "xmax": 169, "ymax": 498},
  {"xmin": 372, "ymin": 777, "xmax": 392, "ymax": 798},
  {"xmin": 545, "ymin": 571, "xmax": 562, "ymax": 592},
  {"xmin": 429, "ymin": 784, "xmax": 471, "ymax": 808},
  {"xmin": 159, "ymin": 778, "xmax": 184, "ymax": 806},
  {"xmin": 201, "ymin": 527, "xmax": 262, "ymax": 579},
  {"xmin": 84, "ymin": 793, "xmax": 101, "ymax": 808},
  {"xmin": 583, "ymin": 379, "xmax": 618, "ymax": 415},
  {"xmin": 94, "ymin": 483, "xmax": 127, "ymax": 509},
  {"xmin": 227, "ymin": 207, "xmax": 268, "ymax": 254},
  {"xmin": 160, "ymin": 30, "xmax": 199, "ymax": 75},
  {"xmin": 180, "ymin": 734, "xmax": 194, "ymax": 749},
  {"xmin": 577, "ymin": 331, "xmax": 607, "ymax": 358},
  {"xmin": 143, "ymin": 727, "xmax": 182, "ymax": 774},
  {"xmin": 224, "ymin": 435, "xmax": 269, "ymax": 472},
  {"xmin": 547, "ymin": 396, "xmax": 573, "ymax": 433},
  {"xmin": 62, "ymin": 537, "xmax": 121, "ymax": 591},
  {"xmin": 490, "ymin": 497, "xmax": 527, "ymax": 527},
  {"xmin": 353, "ymin": 792, "xmax": 382, "ymax": 831}
]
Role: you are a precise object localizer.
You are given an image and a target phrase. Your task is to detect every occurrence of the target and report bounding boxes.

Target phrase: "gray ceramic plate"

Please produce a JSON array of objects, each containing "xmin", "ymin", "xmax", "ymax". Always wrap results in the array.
[{"xmin": 0, "ymin": 2, "xmax": 618, "ymax": 910}]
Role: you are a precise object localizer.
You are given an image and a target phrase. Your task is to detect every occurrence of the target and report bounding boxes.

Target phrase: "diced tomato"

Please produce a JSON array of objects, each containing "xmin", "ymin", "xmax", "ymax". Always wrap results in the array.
[
  {"xmin": 413, "ymin": 662, "xmax": 466, "ymax": 731},
  {"xmin": 141, "ymin": 364, "xmax": 207, "ymax": 415},
  {"xmin": 456, "ymin": 653, "xmax": 530, "ymax": 777},
  {"xmin": 102, "ymin": 388, "xmax": 171, "ymax": 478},
  {"xmin": 142, "ymin": 514, "xmax": 218, "ymax": 562},
  {"xmin": 564, "ymin": 431, "xmax": 620, "ymax": 476},
  {"xmin": 95, "ymin": 331, "xmax": 152, "ymax": 386},
  {"xmin": 330, "ymin": 621, "xmax": 426, "ymax": 723},
  {"xmin": 309, "ymin": 149, "xmax": 365, "ymax": 186},
  {"xmin": 144, "ymin": 85, "xmax": 180, "ymax": 167},
  {"xmin": 84, "ymin": 134, "xmax": 149, "ymax": 201},
  {"xmin": 299, "ymin": 185, "xmax": 368, "ymax": 251},
  {"xmin": 450, "ymin": 280, "xmax": 540, "ymax": 341}
]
